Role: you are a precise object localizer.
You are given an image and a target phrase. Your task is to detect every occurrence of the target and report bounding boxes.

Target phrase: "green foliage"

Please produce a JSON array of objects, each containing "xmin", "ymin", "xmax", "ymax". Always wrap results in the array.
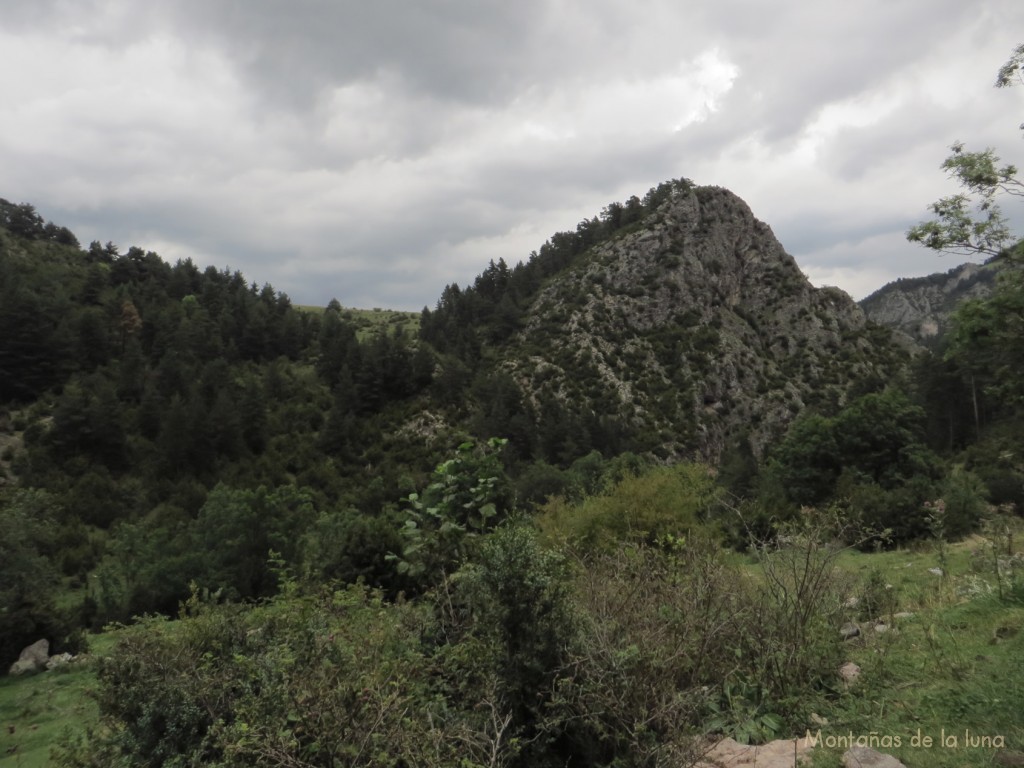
[
  {"xmin": 538, "ymin": 462, "xmax": 720, "ymax": 551},
  {"xmin": 744, "ymin": 519, "xmax": 850, "ymax": 710},
  {"xmin": 302, "ymin": 508, "xmax": 403, "ymax": 591},
  {"xmin": 391, "ymin": 439, "xmax": 510, "ymax": 589},
  {"xmin": 514, "ymin": 460, "xmax": 572, "ymax": 506},
  {"xmin": 194, "ymin": 484, "xmax": 317, "ymax": 599},
  {"xmin": 833, "ymin": 390, "xmax": 938, "ymax": 487},
  {"xmin": 0, "ymin": 490, "xmax": 66, "ymax": 666},
  {"xmin": 766, "ymin": 391, "xmax": 944, "ymax": 544},
  {"xmin": 768, "ymin": 413, "xmax": 840, "ymax": 507},
  {"xmin": 855, "ymin": 567, "xmax": 899, "ymax": 621},
  {"xmin": 554, "ymin": 542, "xmax": 731, "ymax": 765},
  {"xmin": 90, "ymin": 504, "xmax": 201, "ymax": 622},
  {"xmin": 946, "ymin": 269, "xmax": 1024, "ymax": 409},
  {"xmin": 906, "ymin": 172, "xmax": 1017, "ymax": 260},
  {"xmin": 447, "ymin": 522, "xmax": 578, "ymax": 764},
  {"xmin": 906, "ymin": 134, "xmax": 1023, "ymax": 260},
  {"xmin": 57, "ymin": 583, "xmax": 535, "ymax": 768},
  {"xmin": 705, "ymin": 678, "xmax": 785, "ymax": 745},
  {"xmin": 938, "ymin": 469, "xmax": 989, "ymax": 540}
]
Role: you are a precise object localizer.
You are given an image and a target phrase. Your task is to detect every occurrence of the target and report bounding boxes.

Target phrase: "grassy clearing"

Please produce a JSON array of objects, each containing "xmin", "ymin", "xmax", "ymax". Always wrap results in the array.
[
  {"xmin": 296, "ymin": 304, "xmax": 420, "ymax": 341},
  {"xmin": 806, "ymin": 538, "xmax": 1024, "ymax": 767},
  {"xmin": 0, "ymin": 634, "xmax": 113, "ymax": 768}
]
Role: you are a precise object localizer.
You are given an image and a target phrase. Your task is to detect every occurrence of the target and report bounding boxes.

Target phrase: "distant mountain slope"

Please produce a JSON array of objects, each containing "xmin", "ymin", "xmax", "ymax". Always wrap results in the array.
[
  {"xmin": 858, "ymin": 261, "xmax": 1000, "ymax": 347},
  {"xmin": 488, "ymin": 185, "xmax": 904, "ymax": 461}
]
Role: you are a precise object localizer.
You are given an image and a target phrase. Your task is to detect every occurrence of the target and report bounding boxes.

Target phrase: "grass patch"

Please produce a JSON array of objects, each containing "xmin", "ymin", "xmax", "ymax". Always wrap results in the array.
[
  {"xmin": 0, "ymin": 634, "xmax": 114, "ymax": 767},
  {"xmin": 805, "ymin": 538, "xmax": 1024, "ymax": 767}
]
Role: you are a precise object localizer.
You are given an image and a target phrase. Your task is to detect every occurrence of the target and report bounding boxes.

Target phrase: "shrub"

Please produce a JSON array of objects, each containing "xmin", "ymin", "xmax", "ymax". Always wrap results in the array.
[
  {"xmin": 554, "ymin": 539, "xmax": 740, "ymax": 764},
  {"xmin": 56, "ymin": 584, "xmax": 506, "ymax": 768},
  {"xmin": 537, "ymin": 463, "xmax": 720, "ymax": 551},
  {"xmin": 939, "ymin": 469, "xmax": 989, "ymax": 539}
]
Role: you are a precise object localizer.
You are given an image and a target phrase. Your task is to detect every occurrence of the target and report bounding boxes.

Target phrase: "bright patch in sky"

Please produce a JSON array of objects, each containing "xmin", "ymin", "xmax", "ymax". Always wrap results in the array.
[{"xmin": 0, "ymin": 0, "xmax": 1022, "ymax": 309}]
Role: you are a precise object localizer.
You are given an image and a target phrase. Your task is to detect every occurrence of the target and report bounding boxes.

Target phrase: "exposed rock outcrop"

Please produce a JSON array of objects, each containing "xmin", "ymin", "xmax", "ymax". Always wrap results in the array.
[
  {"xmin": 506, "ymin": 185, "xmax": 903, "ymax": 462},
  {"xmin": 859, "ymin": 261, "xmax": 999, "ymax": 348}
]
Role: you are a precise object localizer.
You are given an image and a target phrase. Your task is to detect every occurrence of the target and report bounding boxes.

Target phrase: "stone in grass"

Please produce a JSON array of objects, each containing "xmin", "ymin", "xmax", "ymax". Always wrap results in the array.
[
  {"xmin": 45, "ymin": 652, "xmax": 74, "ymax": 670},
  {"xmin": 838, "ymin": 661, "xmax": 861, "ymax": 684},
  {"xmin": 8, "ymin": 639, "xmax": 49, "ymax": 676},
  {"xmin": 928, "ymin": 567, "xmax": 943, "ymax": 576},
  {"xmin": 703, "ymin": 735, "xmax": 815, "ymax": 767},
  {"xmin": 840, "ymin": 622, "xmax": 860, "ymax": 640},
  {"xmin": 842, "ymin": 746, "xmax": 906, "ymax": 767}
]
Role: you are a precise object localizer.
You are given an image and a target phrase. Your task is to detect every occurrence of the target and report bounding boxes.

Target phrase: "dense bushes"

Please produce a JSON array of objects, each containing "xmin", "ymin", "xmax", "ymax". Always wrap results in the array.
[
  {"xmin": 537, "ymin": 463, "xmax": 720, "ymax": 550},
  {"xmin": 760, "ymin": 390, "xmax": 987, "ymax": 546},
  {"xmin": 0, "ymin": 490, "xmax": 77, "ymax": 666},
  {"xmin": 59, "ymin": 510, "xmax": 856, "ymax": 768}
]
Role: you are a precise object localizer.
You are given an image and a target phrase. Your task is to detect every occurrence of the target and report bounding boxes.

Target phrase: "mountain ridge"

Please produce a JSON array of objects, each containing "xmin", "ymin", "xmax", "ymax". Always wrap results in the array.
[
  {"xmin": 465, "ymin": 184, "xmax": 904, "ymax": 462},
  {"xmin": 858, "ymin": 260, "xmax": 1000, "ymax": 347}
]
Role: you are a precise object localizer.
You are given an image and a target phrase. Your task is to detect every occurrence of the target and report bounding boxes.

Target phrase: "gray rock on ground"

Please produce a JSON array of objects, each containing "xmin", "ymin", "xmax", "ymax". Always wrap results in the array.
[
  {"xmin": 839, "ymin": 661, "xmax": 861, "ymax": 684},
  {"xmin": 700, "ymin": 735, "xmax": 814, "ymax": 767},
  {"xmin": 840, "ymin": 622, "xmax": 860, "ymax": 640},
  {"xmin": 45, "ymin": 652, "xmax": 74, "ymax": 670},
  {"xmin": 8, "ymin": 638, "xmax": 49, "ymax": 676}
]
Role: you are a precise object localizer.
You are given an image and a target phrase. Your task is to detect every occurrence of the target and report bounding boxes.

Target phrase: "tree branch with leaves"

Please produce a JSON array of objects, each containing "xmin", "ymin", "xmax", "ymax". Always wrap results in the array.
[{"xmin": 907, "ymin": 45, "xmax": 1024, "ymax": 264}]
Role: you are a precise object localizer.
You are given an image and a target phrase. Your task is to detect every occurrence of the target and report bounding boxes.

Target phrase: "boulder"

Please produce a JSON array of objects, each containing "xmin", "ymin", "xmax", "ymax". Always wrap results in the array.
[
  {"xmin": 8, "ymin": 639, "xmax": 49, "ymax": 676},
  {"xmin": 842, "ymin": 746, "xmax": 906, "ymax": 767},
  {"xmin": 838, "ymin": 662, "xmax": 861, "ymax": 685},
  {"xmin": 45, "ymin": 652, "xmax": 74, "ymax": 670},
  {"xmin": 702, "ymin": 735, "xmax": 815, "ymax": 767}
]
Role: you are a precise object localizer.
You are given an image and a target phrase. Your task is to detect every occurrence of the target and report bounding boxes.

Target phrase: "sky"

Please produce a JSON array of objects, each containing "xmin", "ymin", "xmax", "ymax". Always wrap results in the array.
[{"xmin": 2, "ymin": 1, "xmax": 1023, "ymax": 311}]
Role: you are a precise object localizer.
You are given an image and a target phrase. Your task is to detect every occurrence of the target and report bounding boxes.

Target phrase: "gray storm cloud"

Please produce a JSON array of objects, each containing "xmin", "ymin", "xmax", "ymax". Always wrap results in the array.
[{"xmin": 1, "ymin": 0, "xmax": 1022, "ymax": 309}]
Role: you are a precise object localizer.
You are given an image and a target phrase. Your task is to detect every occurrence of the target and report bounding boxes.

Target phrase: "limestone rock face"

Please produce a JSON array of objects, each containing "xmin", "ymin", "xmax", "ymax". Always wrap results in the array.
[
  {"xmin": 859, "ymin": 261, "xmax": 998, "ymax": 348},
  {"xmin": 8, "ymin": 638, "xmax": 49, "ymax": 676},
  {"xmin": 507, "ymin": 185, "xmax": 903, "ymax": 461}
]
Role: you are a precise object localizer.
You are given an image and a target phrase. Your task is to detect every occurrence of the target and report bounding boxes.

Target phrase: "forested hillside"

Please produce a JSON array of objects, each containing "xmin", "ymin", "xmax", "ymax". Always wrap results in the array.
[{"xmin": 2, "ymin": 173, "xmax": 1024, "ymax": 766}]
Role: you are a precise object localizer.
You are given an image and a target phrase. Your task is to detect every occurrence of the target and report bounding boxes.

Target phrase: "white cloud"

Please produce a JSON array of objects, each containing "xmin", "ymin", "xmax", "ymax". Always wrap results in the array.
[{"xmin": 1, "ymin": 0, "xmax": 1023, "ymax": 310}]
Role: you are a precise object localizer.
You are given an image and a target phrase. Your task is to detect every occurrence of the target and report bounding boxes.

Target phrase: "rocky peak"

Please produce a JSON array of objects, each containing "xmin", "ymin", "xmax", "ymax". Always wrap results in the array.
[{"xmin": 506, "ymin": 184, "xmax": 902, "ymax": 462}]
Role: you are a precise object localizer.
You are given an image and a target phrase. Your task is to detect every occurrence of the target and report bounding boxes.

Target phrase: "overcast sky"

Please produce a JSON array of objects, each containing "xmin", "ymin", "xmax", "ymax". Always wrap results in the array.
[{"xmin": 3, "ymin": 1, "xmax": 1022, "ymax": 310}]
